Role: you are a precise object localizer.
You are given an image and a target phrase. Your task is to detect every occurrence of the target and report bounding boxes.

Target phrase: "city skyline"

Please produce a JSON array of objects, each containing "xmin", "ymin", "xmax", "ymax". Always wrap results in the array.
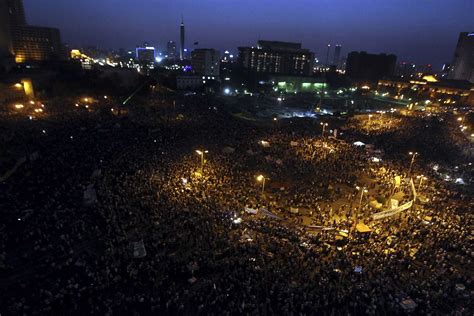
[{"xmin": 24, "ymin": 0, "xmax": 473, "ymax": 69}]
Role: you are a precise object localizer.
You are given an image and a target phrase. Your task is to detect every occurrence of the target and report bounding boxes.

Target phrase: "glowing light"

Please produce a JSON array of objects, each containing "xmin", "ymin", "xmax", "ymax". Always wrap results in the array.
[
  {"xmin": 14, "ymin": 104, "xmax": 24, "ymax": 109},
  {"xmin": 14, "ymin": 83, "xmax": 23, "ymax": 88},
  {"xmin": 224, "ymin": 88, "xmax": 231, "ymax": 95}
]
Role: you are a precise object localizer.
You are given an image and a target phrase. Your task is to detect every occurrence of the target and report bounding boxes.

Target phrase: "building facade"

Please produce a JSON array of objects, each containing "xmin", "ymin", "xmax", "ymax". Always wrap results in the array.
[
  {"xmin": 378, "ymin": 77, "xmax": 474, "ymax": 106},
  {"xmin": 449, "ymin": 32, "xmax": 474, "ymax": 83},
  {"xmin": 136, "ymin": 46, "xmax": 156, "ymax": 63},
  {"xmin": 12, "ymin": 26, "xmax": 62, "ymax": 63},
  {"xmin": 238, "ymin": 40, "xmax": 314, "ymax": 76},
  {"xmin": 346, "ymin": 51, "xmax": 397, "ymax": 81},
  {"xmin": 191, "ymin": 48, "xmax": 220, "ymax": 77}
]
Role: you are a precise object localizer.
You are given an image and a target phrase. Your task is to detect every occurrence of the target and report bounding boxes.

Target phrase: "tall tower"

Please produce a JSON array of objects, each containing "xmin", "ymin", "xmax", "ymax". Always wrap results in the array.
[
  {"xmin": 333, "ymin": 44, "xmax": 341, "ymax": 67},
  {"xmin": 180, "ymin": 15, "xmax": 185, "ymax": 61}
]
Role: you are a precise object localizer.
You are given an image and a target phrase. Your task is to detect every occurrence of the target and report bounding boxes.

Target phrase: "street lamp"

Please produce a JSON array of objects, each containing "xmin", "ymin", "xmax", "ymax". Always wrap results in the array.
[
  {"xmin": 416, "ymin": 175, "xmax": 427, "ymax": 191},
  {"xmin": 256, "ymin": 174, "xmax": 267, "ymax": 194},
  {"xmin": 320, "ymin": 122, "xmax": 328, "ymax": 137},
  {"xmin": 368, "ymin": 114, "xmax": 373, "ymax": 125},
  {"xmin": 356, "ymin": 186, "xmax": 368, "ymax": 211},
  {"xmin": 195, "ymin": 150, "xmax": 208, "ymax": 172},
  {"xmin": 408, "ymin": 152, "xmax": 418, "ymax": 176},
  {"xmin": 355, "ymin": 186, "xmax": 368, "ymax": 224}
]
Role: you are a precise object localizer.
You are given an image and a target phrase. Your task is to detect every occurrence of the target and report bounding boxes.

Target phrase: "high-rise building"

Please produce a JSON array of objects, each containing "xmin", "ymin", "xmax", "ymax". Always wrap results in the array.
[
  {"xmin": 449, "ymin": 32, "xmax": 474, "ymax": 83},
  {"xmin": 346, "ymin": 51, "xmax": 397, "ymax": 81},
  {"xmin": 238, "ymin": 40, "xmax": 314, "ymax": 76},
  {"xmin": 0, "ymin": 0, "xmax": 63, "ymax": 64},
  {"xmin": 6, "ymin": 0, "xmax": 25, "ymax": 26},
  {"xmin": 191, "ymin": 48, "xmax": 220, "ymax": 77},
  {"xmin": 167, "ymin": 41, "xmax": 177, "ymax": 59},
  {"xmin": 180, "ymin": 16, "xmax": 185, "ymax": 60},
  {"xmin": 333, "ymin": 44, "xmax": 341, "ymax": 67}
]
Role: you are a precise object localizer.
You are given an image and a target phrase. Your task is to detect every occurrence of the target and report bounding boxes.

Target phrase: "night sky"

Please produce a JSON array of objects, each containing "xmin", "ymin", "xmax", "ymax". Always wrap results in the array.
[{"xmin": 25, "ymin": 0, "xmax": 473, "ymax": 69}]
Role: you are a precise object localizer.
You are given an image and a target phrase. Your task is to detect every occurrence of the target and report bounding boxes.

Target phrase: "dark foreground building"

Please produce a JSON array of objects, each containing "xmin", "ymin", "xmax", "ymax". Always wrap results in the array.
[{"xmin": 346, "ymin": 51, "xmax": 396, "ymax": 81}]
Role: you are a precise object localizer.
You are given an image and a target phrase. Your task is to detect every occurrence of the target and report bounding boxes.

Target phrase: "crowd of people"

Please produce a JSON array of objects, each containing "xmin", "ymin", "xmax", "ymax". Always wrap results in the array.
[{"xmin": 0, "ymin": 94, "xmax": 472, "ymax": 315}]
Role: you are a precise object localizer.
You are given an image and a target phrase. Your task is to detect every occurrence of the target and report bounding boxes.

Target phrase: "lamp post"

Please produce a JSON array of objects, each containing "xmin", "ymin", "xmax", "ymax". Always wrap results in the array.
[
  {"xmin": 195, "ymin": 150, "xmax": 208, "ymax": 172},
  {"xmin": 320, "ymin": 122, "xmax": 328, "ymax": 137},
  {"xmin": 368, "ymin": 114, "xmax": 373, "ymax": 125},
  {"xmin": 257, "ymin": 175, "xmax": 267, "ymax": 194},
  {"xmin": 356, "ymin": 186, "xmax": 368, "ymax": 213},
  {"xmin": 408, "ymin": 152, "xmax": 418, "ymax": 176}
]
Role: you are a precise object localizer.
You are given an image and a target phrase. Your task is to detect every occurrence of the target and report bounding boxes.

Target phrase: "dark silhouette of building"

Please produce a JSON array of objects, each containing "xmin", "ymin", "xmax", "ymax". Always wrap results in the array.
[
  {"xmin": 167, "ymin": 41, "xmax": 177, "ymax": 59},
  {"xmin": 449, "ymin": 32, "xmax": 474, "ymax": 83},
  {"xmin": 346, "ymin": 51, "xmax": 397, "ymax": 81},
  {"xmin": 238, "ymin": 40, "xmax": 314, "ymax": 76},
  {"xmin": 191, "ymin": 48, "xmax": 220, "ymax": 76},
  {"xmin": 333, "ymin": 44, "xmax": 341, "ymax": 67},
  {"xmin": 180, "ymin": 16, "xmax": 185, "ymax": 61},
  {"xmin": 0, "ymin": 0, "xmax": 63, "ymax": 65}
]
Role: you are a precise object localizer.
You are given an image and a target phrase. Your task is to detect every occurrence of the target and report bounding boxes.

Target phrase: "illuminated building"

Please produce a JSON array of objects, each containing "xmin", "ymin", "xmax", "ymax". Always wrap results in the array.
[
  {"xmin": 180, "ymin": 16, "xmax": 185, "ymax": 60},
  {"xmin": 238, "ymin": 40, "xmax": 314, "ymax": 76},
  {"xmin": 167, "ymin": 41, "xmax": 177, "ymax": 59},
  {"xmin": 274, "ymin": 77, "xmax": 326, "ymax": 93},
  {"xmin": 346, "ymin": 51, "xmax": 397, "ymax": 81},
  {"xmin": 0, "ymin": 0, "xmax": 62, "ymax": 64},
  {"xmin": 191, "ymin": 49, "xmax": 220, "ymax": 77},
  {"xmin": 378, "ymin": 77, "xmax": 474, "ymax": 106},
  {"xmin": 136, "ymin": 46, "xmax": 156, "ymax": 63},
  {"xmin": 12, "ymin": 26, "xmax": 62, "ymax": 63},
  {"xmin": 449, "ymin": 32, "xmax": 474, "ymax": 83}
]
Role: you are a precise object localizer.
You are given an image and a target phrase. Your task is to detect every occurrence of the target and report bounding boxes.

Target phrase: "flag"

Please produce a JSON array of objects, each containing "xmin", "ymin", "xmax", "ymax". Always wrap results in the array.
[{"xmin": 393, "ymin": 176, "xmax": 401, "ymax": 188}]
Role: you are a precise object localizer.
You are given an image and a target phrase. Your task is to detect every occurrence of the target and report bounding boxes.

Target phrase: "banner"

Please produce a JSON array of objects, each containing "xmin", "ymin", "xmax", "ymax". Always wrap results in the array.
[
  {"xmin": 245, "ymin": 207, "xmax": 258, "ymax": 214},
  {"xmin": 393, "ymin": 176, "xmax": 401, "ymax": 188},
  {"xmin": 372, "ymin": 200, "xmax": 413, "ymax": 220},
  {"xmin": 260, "ymin": 208, "xmax": 280, "ymax": 219}
]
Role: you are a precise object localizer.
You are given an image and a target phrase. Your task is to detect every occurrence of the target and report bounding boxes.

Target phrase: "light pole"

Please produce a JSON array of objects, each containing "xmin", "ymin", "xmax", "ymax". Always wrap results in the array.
[
  {"xmin": 408, "ymin": 152, "xmax": 418, "ymax": 176},
  {"xmin": 368, "ymin": 114, "xmax": 373, "ymax": 125},
  {"xmin": 320, "ymin": 122, "xmax": 328, "ymax": 137},
  {"xmin": 353, "ymin": 186, "xmax": 368, "ymax": 228},
  {"xmin": 195, "ymin": 150, "xmax": 208, "ymax": 172},
  {"xmin": 356, "ymin": 186, "xmax": 368, "ymax": 213},
  {"xmin": 257, "ymin": 175, "xmax": 267, "ymax": 194}
]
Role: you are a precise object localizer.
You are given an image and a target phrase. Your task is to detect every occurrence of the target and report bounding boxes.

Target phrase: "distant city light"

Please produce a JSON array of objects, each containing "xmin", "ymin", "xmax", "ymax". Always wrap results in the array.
[{"xmin": 224, "ymin": 88, "xmax": 231, "ymax": 95}]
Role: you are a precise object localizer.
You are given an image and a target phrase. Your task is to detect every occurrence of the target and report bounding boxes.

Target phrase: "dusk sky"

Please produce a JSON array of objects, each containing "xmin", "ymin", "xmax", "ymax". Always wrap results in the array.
[{"xmin": 25, "ymin": 0, "xmax": 473, "ymax": 69}]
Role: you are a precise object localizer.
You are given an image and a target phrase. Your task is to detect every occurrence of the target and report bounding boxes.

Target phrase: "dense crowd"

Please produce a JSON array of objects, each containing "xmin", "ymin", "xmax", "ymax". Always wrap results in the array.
[{"xmin": 0, "ymin": 95, "xmax": 472, "ymax": 315}]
